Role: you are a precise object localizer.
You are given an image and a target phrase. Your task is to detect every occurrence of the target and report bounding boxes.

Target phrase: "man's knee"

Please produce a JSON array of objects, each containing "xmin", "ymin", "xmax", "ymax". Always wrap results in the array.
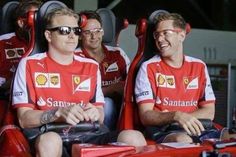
[
  {"xmin": 164, "ymin": 133, "xmax": 193, "ymax": 143},
  {"xmin": 35, "ymin": 132, "xmax": 63, "ymax": 156},
  {"xmin": 117, "ymin": 130, "xmax": 147, "ymax": 147}
]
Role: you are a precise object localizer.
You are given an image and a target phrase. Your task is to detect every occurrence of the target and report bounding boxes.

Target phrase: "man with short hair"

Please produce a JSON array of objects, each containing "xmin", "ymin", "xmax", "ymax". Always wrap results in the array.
[
  {"xmin": 135, "ymin": 12, "xmax": 236, "ymax": 143},
  {"xmin": 13, "ymin": 7, "xmax": 146, "ymax": 157},
  {"xmin": 0, "ymin": 0, "xmax": 41, "ymax": 98},
  {"xmin": 76, "ymin": 10, "xmax": 130, "ymax": 130},
  {"xmin": 0, "ymin": 0, "xmax": 41, "ymax": 126}
]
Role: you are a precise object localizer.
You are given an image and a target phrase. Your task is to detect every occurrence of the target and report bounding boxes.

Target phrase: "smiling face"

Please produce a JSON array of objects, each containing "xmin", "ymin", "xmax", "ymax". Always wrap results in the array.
[
  {"xmin": 154, "ymin": 20, "xmax": 185, "ymax": 59},
  {"xmin": 80, "ymin": 19, "xmax": 104, "ymax": 52}
]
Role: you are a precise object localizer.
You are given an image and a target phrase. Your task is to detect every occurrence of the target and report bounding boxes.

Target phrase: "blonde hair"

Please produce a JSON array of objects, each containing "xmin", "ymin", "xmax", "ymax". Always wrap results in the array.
[{"xmin": 45, "ymin": 7, "xmax": 79, "ymax": 28}]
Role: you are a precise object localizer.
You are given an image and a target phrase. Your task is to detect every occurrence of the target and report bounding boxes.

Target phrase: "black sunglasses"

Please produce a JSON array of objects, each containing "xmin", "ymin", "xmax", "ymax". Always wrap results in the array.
[{"xmin": 47, "ymin": 26, "xmax": 81, "ymax": 35}]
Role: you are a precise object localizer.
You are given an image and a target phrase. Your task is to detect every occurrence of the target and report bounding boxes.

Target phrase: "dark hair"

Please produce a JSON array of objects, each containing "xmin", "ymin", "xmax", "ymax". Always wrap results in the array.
[
  {"xmin": 45, "ymin": 7, "xmax": 79, "ymax": 29},
  {"xmin": 14, "ymin": 0, "xmax": 42, "ymax": 41},
  {"xmin": 15, "ymin": 0, "xmax": 42, "ymax": 19},
  {"xmin": 79, "ymin": 10, "xmax": 102, "ymax": 26},
  {"xmin": 155, "ymin": 12, "xmax": 187, "ymax": 30}
]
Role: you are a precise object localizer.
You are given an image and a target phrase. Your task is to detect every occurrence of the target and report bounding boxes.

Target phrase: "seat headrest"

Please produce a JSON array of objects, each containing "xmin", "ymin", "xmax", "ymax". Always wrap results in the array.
[
  {"xmin": 141, "ymin": 10, "xmax": 169, "ymax": 60},
  {"xmin": 37, "ymin": 1, "xmax": 67, "ymax": 25},
  {"xmin": 0, "ymin": 1, "xmax": 19, "ymax": 35},
  {"xmin": 135, "ymin": 18, "xmax": 148, "ymax": 38},
  {"xmin": 96, "ymin": 8, "xmax": 116, "ymax": 46},
  {"xmin": 149, "ymin": 9, "xmax": 169, "ymax": 24},
  {"xmin": 31, "ymin": 1, "xmax": 67, "ymax": 56}
]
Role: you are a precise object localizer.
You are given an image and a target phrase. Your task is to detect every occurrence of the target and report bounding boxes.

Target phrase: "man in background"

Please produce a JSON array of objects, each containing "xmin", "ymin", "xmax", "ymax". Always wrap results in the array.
[
  {"xmin": 0, "ymin": 0, "xmax": 41, "ymax": 99},
  {"xmin": 0, "ymin": 0, "xmax": 41, "ymax": 125},
  {"xmin": 76, "ymin": 10, "xmax": 130, "ymax": 130}
]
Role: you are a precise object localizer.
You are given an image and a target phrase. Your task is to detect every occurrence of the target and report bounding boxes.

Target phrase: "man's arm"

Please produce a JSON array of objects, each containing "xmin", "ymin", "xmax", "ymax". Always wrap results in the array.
[
  {"xmin": 139, "ymin": 102, "xmax": 215, "ymax": 136},
  {"xmin": 139, "ymin": 102, "xmax": 176, "ymax": 126},
  {"xmin": 17, "ymin": 107, "xmax": 52, "ymax": 128},
  {"xmin": 17, "ymin": 105, "xmax": 91, "ymax": 129},
  {"xmin": 190, "ymin": 103, "xmax": 215, "ymax": 120}
]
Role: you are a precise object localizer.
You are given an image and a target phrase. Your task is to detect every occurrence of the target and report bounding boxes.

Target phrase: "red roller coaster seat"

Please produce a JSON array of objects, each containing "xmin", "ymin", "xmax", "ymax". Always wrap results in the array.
[
  {"xmin": 0, "ymin": 0, "xmax": 19, "ymax": 127},
  {"xmin": 96, "ymin": 8, "xmax": 129, "ymax": 47},
  {"xmin": 0, "ymin": 2, "xmax": 134, "ymax": 157},
  {"xmin": 0, "ymin": 1, "xmax": 19, "ymax": 35},
  {"xmin": 0, "ymin": 1, "xmax": 67, "ymax": 156}
]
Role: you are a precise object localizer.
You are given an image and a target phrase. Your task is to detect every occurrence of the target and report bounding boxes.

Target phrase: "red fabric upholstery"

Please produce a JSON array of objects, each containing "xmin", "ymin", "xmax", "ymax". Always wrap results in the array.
[
  {"xmin": 0, "ymin": 100, "xmax": 8, "ymax": 126},
  {"xmin": 0, "ymin": 125, "xmax": 31, "ymax": 157},
  {"xmin": 118, "ymin": 18, "xmax": 148, "ymax": 130}
]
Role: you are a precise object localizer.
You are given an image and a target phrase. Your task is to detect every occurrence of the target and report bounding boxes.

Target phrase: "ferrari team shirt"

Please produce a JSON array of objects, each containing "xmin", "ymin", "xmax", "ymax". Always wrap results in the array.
[
  {"xmin": 12, "ymin": 52, "xmax": 104, "ymax": 110},
  {"xmin": 0, "ymin": 32, "xmax": 27, "ymax": 86},
  {"xmin": 75, "ymin": 45, "xmax": 130, "ymax": 87},
  {"xmin": 135, "ymin": 55, "xmax": 215, "ymax": 113}
]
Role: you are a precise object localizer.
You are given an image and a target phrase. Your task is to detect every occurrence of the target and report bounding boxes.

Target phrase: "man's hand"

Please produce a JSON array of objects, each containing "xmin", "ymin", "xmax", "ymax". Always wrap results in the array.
[
  {"xmin": 83, "ymin": 103, "xmax": 100, "ymax": 122},
  {"xmin": 174, "ymin": 111, "xmax": 205, "ymax": 136},
  {"xmin": 56, "ymin": 105, "xmax": 90, "ymax": 125}
]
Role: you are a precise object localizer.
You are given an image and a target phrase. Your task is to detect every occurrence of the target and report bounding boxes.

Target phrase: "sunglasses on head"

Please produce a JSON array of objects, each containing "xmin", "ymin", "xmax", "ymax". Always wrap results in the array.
[{"xmin": 47, "ymin": 26, "xmax": 81, "ymax": 35}]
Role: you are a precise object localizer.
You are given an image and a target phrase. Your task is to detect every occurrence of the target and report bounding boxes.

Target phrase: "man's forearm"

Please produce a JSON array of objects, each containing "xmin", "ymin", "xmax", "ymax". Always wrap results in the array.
[
  {"xmin": 141, "ymin": 110, "xmax": 176, "ymax": 126},
  {"xmin": 40, "ymin": 108, "xmax": 59, "ymax": 124},
  {"xmin": 190, "ymin": 103, "xmax": 215, "ymax": 120},
  {"xmin": 18, "ymin": 108, "xmax": 59, "ymax": 128}
]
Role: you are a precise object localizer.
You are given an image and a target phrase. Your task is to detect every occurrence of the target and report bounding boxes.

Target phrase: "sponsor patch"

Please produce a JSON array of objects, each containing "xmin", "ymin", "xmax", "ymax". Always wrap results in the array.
[
  {"xmin": 183, "ymin": 77, "xmax": 189, "ymax": 85},
  {"xmin": 166, "ymin": 76, "xmax": 175, "ymax": 88},
  {"xmin": 35, "ymin": 72, "xmax": 60, "ymax": 88},
  {"xmin": 155, "ymin": 96, "xmax": 162, "ymax": 104},
  {"xmin": 102, "ymin": 77, "xmax": 121, "ymax": 86},
  {"xmin": 157, "ymin": 74, "xmax": 165, "ymax": 86},
  {"xmin": 37, "ymin": 97, "xmax": 46, "ymax": 106},
  {"xmin": 50, "ymin": 75, "xmax": 59, "ymax": 86},
  {"xmin": 37, "ymin": 62, "xmax": 45, "ymax": 68},
  {"xmin": 163, "ymin": 97, "xmax": 198, "ymax": 107},
  {"xmin": 156, "ymin": 73, "xmax": 175, "ymax": 88},
  {"xmin": 135, "ymin": 91, "xmax": 149, "ymax": 98},
  {"xmin": 105, "ymin": 62, "xmax": 119, "ymax": 73},
  {"xmin": 37, "ymin": 97, "xmax": 82, "ymax": 108},
  {"xmin": 13, "ymin": 91, "xmax": 23, "ymax": 97},
  {"xmin": 5, "ymin": 48, "xmax": 25, "ymax": 59},
  {"xmin": 183, "ymin": 77, "xmax": 198, "ymax": 89},
  {"xmin": 73, "ymin": 75, "xmax": 91, "ymax": 93}
]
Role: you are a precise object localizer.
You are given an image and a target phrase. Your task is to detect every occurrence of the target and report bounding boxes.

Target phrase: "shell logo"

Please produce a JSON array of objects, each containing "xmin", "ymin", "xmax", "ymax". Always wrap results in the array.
[
  {"xmin": 157, "ymin": 75, "xmax": 165, "ymax": 85},
  {"xmin": 36, "ymin": 74, "xmax": 47, "ymax": 85}
]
